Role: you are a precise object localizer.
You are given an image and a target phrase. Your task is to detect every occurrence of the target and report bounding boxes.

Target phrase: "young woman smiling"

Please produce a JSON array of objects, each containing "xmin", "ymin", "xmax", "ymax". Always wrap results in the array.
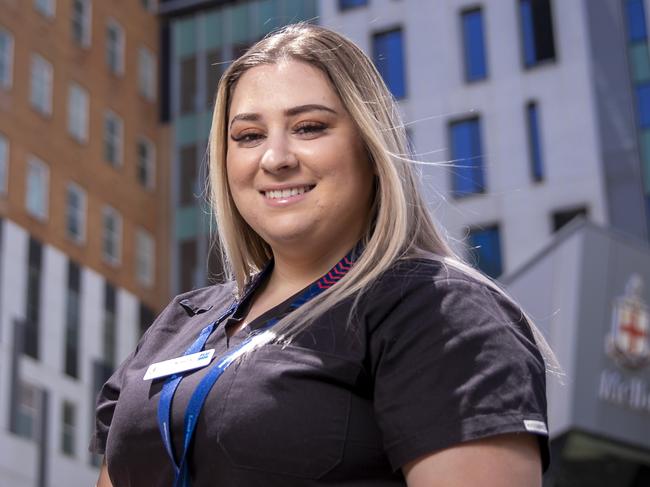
[{"xmin": 93, "ymin": 24, "xmax": 553, "ymax": 487}]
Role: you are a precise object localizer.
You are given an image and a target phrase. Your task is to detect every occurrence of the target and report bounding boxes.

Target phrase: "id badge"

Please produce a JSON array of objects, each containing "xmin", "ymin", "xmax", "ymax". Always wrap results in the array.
[{"xmin": 143, "ymin": 349, "xmax": 215, "ymax": 380}]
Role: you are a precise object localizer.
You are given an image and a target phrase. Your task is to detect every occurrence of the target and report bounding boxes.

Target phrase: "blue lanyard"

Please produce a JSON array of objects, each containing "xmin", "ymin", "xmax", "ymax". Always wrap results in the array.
[{"xmin": 157, "ymin": 249, "xmax": 359, "ymax": 487}]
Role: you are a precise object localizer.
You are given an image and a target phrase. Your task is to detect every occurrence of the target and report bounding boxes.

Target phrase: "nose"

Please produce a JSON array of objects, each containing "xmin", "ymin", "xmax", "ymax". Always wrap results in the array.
[{"xmin": 260, "ymin": 133, "xmax": 298, "ymax": 173}]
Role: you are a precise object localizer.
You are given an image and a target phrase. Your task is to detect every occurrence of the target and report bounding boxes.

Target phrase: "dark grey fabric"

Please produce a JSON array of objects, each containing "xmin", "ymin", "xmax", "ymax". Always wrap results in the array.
[{"xmin": 90, "ymin": 258, "xmax": 550, "ymax": 486}]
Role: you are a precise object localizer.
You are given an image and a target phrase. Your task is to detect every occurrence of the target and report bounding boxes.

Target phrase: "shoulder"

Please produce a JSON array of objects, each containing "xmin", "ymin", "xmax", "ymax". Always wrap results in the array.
[
  {"xmin": 366, "ymin": 255, "xmax": 516, "ymax": 317},
  {"xmin": 362, "ymin": 255, "xmax": 539, "ymax": 355},
  {"xmin": 140, "ymin": 281, "xmax": 237, "ymax": 339},
  {"xmin": 173, "ymin": 280, "xmax": 237, "ymax": 316}
]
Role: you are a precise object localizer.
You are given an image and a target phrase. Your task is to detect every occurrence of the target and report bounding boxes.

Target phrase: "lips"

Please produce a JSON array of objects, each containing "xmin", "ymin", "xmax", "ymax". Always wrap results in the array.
[{"xmin": 262, "ymin": 185, "xmax": 315, "ymax": 200}]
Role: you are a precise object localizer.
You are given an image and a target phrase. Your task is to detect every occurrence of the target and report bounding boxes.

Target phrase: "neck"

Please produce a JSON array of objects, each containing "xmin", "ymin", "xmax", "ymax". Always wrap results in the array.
[{"xmin": 267, "ymin": 237, "xmax": 359, "ymax": 293}]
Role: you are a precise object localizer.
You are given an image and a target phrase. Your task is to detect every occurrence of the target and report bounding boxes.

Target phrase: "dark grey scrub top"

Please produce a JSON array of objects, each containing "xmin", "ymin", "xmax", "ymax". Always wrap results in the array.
[{"xmin": 90, "ymin": 258, "xmax": 550, "ymax": 486}]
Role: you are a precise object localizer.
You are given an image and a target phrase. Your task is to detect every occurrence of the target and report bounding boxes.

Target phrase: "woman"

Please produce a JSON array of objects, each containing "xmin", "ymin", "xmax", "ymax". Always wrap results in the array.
[{"xmin": 93, "ymin": 23, "xmax": 552, "ymax": 487}]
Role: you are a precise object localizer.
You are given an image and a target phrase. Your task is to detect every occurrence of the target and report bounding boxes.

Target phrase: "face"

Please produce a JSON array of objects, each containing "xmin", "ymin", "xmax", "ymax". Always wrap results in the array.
[{"xmin": 226, "ymin": 60, "xmax": 375, "ymax": 255}]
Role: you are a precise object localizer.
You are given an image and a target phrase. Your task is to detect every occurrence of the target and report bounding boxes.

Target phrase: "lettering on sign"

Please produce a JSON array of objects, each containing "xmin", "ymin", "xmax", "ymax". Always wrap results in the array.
[{"xmin": 598, "ymin": 369, "xmax": 650, "ymax": 414}]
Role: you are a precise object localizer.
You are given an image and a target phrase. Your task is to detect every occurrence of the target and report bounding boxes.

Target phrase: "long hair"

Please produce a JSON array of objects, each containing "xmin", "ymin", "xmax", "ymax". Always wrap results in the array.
[{"xmin": 207, "ymin": 23, "xmax": 559, "ymax": 373}]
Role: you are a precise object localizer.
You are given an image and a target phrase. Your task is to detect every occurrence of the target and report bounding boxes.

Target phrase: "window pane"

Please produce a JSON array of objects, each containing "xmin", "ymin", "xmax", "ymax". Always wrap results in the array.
[
  {"xmin": 0, "ymin": 29, "xmax": 13, "ymax": 88},
  {"xmin": 0, "ymin": 134, "xmax": 8, "ymax": 194},
  {"xmin": 527, "ymin": 102, "xmax": 544, "ymax": 181},
  {"xmin": 467, "ymin": 225, "xmax": 503, "ymax": 278},
  {"xmin": 519, "ymin": 0, "xmax": 556, "ymax": 67},
  {"xmin": 450, "ymin": 118, "xmax": 485, "ymax": 197},
  {"xmin": 626, "ymin": 0, "xmax": 648, "ymax": 42},
  {"xmin": 64, "ymin": 260, "xmax": 81, "ymax": 378},
  {"xmin": 180, "ymin": 56, "xmax": 197, "ymax": 114},
  {"xmin": 553, "ymin": 206, "xmax": 588, "ymax": 232},
  {"xmin": 339, "ymin": 0, "xmax": 367, "ymax": 9},
  {"xmin": 206, "ymin": 49, "xmax": 224, "ymax": 109},
  {"xmin": 24, "ymin": 238, "xmax": 42, "ymax": 359},
  {"xmin": 462, "ymin": 9, "xmax": 487, "ymax": 81},
  {"xmin": 26, "ymin": 158, "xmax": 48, "ymax": 219},
  {"xmin": 180, "ymin": 240, "xmax": 197, "ymax": 292},
  {"xmin": 61, "ymin": 401, "xmax": 76, "ymax": 455},
  {"xmin": 630, "ymin": 42, "xmax": 650, "ymax": 83},
  {"xmin": 373, "ymin": 29, "xmax": 406, "ymax": 99},
  {"xmin": 180, "ymin": 145, "xmax": 197, "ymax": 205},
  {"xmin": 636, "ymin": 83, "xmax": 650, "ymax": 128}
]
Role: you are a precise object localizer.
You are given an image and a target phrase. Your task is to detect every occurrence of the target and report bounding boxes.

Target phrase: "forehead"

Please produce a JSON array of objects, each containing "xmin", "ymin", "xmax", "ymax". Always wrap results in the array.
[{"xmin": 229, "ymin": 60, "xmax": 343, "ymax": 116}]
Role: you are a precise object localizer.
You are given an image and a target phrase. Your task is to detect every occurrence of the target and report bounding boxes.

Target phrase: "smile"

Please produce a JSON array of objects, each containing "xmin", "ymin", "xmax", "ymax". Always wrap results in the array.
[{"xmin": 262, "ymin": 185, "xmax": 315, "ymax": 200}]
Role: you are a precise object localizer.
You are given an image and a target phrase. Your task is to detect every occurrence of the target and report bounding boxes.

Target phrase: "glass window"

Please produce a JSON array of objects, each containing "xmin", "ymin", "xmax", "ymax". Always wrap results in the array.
[
  {"xmin": 71, "ymin": 0, "xmax": 91, "ymax": 47},
  {"xmin": 136, "ymin": 228, "xmax": 155, "ymax": 287},
  {"xmin": 449, "ymin": 118, "xmax": 485, "ymax": 197},
  {"xmin": 552, "ymin": 206, "xmax": 588, "ymax": 232},
  {"xmin": 104, "ymin": 111, "xmax": 123, "ymax": 166},
  {"xmin": 467, "ymin": 225, "xmax": 503, "ymax": 278},
  {"xmin": 526, "ymin": 102, "xmax": 544, "ymax": 181},
  {"xmin": 373, "ymin": 29, "xmax": 406, "ymax": 99},
  {"xmin": 34, "ymin": 0, "xmax": 55, "ymax": 18},
  {"xmin": 103, "ymin": 282, "xmax": 117, "ymax": 368},
  {"xmin": 636, "ymin": 83, "xmax": 650, "ymax": 128},
  {"xmin": 137, "ymin": 137, "xmax": 155, "ymax": 189},
  {"xmin": 339, "ymin": 0, "xmax": 368, "ymax": 10},
  {"xmin": 0, "ymin": 133, "xmax": 8, "ymax": 194},
  {"xmin": 519, "ymin": 0, "xmax": 556, "ymax": 67},
  {"xmin": 461, "ymin": 9, "xmax": 488, "ymax": 82},
  {"xmin": 180, "ymin": 145, "xmax": 197, "ymax": 205},
  {"xmin": 626, "ymin": 0, "xmax": 647, "ymax": 42},
  {"xmin": 61, "ymin": 401, "xmax": 76, "ymax": 455},
  {"xmin": 30, "ymin": 54, "xmax": 53, "ymax": 116},
  {"xmin": 24, "ymin": 238, "xmax": 42, "ymax": 359},
  {"xmin": 66, "ymin": 183, "xmax": 86, "ymax": 243},
  {"xmin": 102, "ymin": 206, "xmax": 122, "ymax": 266},
  {"xmin": 26, "ymin": 156, "xmax": 49, "ymax": 220},
  {"xmin": 180, "ymin": 56, "xmax": 197, "ymax": 114},
  {"xmin": 64, "ymin": 260, "xmax": 81, "ymax": 378},
  {"xmin": 0, "ymin": 28, "xmax": 14, "ymax": 89},
  {"xmin": 180, "ymin": 239, "xmax": 197, "ymax": 292},
  {"xmin": 106, "ymin": 19, "xmax": 125, "ymax": 75},
  {"xmin": 13, "ymin": 382, "xmax": 39, "ymax": 440},
  {"xmin": 138, "ymin": 46, "xmax": 156, "ymax": 101},
  {"xmin": 206, "ymin": 49, "xmax": 224, "ymax": 109},
  {"xmin": 67, "ymin": 83, "xmax": 89, "ymax": 143}
]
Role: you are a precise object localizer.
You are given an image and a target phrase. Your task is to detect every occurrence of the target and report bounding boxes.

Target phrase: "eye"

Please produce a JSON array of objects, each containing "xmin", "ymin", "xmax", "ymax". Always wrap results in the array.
[
  {"xmin": 293, "ymin": 122, "xmax": 327, "ymax": 138},
  {"xmin": 230, "ymin": 131, "xmax": 265, "ymax": 146}
]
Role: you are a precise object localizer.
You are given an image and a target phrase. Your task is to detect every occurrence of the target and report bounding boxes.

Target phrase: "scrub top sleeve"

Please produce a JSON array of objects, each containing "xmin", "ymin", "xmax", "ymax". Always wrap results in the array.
[
  {"xmin": 368, "ymin": 276, "xmax": 550, "ymax": 473},
  {"xmin": 88, "ymin": 298, "xmax": 176, "ymax": 455}
]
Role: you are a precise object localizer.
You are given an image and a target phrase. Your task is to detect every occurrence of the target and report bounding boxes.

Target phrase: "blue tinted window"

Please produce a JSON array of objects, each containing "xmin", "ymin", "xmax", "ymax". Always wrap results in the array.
[
  {"xmin": 626, "ymin": 0, "xmax": 648, "ymax": 42},
  {"xmin": 462, "ymin": 9, "xmax": 488, "ymax": 81},
  {"xmin": 637, "ymin": 83, "xmax": 650, "ymax": 127},
  {"xmin": 373, "ymin": 29, "xmax": 406, "ymax": 99},
  {"xmin": 519, "ymin": 0, "xmax": 556, "ymax": 67},
  {"xmin": 527, "ymin": 102, "xmax": 544, "ymax": 181},
  {"xmin": 468, "ymin": 225, "xmax": 503, "ymax": 278},
  {"xmin": 450, "ymin": 118, "xmax": 485, "ymax": 197},
  {"xmin": 339, "ymin": 0, "xmax": 367, "ymax": 9}
]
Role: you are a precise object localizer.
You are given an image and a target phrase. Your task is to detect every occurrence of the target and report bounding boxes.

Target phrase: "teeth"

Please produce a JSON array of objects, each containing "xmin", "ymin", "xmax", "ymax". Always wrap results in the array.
[{"xmin": 264, "ymin": 186, "xmax": 312, "ymax": 199}]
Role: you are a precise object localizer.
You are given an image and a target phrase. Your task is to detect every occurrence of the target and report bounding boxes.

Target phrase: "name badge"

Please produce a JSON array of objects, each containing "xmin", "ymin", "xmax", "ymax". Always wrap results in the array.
[{"xmin": 143, "ymin": 349, "xmax": 215, "ymax": 381}]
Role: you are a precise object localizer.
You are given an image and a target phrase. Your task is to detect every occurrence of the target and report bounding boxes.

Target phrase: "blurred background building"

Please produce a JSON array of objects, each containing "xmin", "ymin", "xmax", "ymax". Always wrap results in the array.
[
  {"xmin": 0, "ymin": 0, "xmax": 168, "ymax": 485},
  {"xmin": 0, "ymin": 0, "xmax": 649, "ymax": 486}
]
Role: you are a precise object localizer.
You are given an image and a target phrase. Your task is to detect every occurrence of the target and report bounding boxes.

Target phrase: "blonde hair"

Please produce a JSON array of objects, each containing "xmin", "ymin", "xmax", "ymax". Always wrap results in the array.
[{"xmin": 208, "ymin": 23, "xmax": 559, "ymax": 372}]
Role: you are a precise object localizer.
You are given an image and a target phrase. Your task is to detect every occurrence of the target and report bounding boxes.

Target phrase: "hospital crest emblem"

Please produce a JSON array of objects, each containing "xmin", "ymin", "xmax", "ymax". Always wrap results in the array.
[{"xmin": 606, "ymin": 274, "xmax": 650, "ymax": 370}]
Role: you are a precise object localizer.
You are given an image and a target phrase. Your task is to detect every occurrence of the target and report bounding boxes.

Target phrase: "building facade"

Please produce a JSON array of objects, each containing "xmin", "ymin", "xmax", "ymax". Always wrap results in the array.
[
  {"xmin": 158, "ymin": 0, "xmax": 318, "ymax": 295},
  {"xmin": 0, "ymin": 0, "xmax": 168, "ymax": 485},
  {"xmin": 322, "ymin": 0, "xmax": 649, "ymax": 278}
]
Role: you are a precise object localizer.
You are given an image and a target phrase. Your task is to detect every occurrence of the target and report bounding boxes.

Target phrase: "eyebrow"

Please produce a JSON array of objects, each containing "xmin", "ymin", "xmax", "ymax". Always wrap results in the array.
[{"xmin": 229, "ymin": 104, "xmax": 338, "ymax": 130}]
